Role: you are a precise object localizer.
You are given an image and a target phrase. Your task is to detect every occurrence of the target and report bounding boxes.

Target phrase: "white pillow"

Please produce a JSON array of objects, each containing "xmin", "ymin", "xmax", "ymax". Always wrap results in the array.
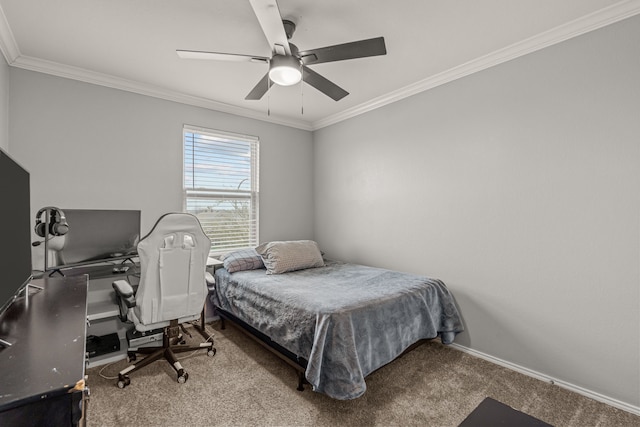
[{"xmin": 255, "ymin": 240, "xmax": 325, "ymax": 274}]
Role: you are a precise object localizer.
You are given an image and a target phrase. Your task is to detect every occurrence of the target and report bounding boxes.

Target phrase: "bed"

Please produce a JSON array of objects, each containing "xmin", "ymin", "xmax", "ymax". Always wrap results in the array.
[{"xmin": 211, "ymin": 241, "xmax": 463, "ymax": 400}]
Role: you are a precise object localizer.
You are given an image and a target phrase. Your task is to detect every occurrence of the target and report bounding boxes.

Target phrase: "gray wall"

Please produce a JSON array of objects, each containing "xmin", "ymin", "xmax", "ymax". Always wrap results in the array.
[
  {"xmin": 313, "ymin": 16, "xmax": 639, "ymax": 407},
  {"xmin": 0, "ymin": 54, "xmax": 8, "ymax": 151},
  {"xmin": 8, "ymin": 69, "xmax": 314, "ymax": 270}
]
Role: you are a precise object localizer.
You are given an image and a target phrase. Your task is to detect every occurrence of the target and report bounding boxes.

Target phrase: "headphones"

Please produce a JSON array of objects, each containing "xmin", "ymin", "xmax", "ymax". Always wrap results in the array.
[{"xmin": 34, "ymin": 207, "xmax": 69, "ymax": 238}]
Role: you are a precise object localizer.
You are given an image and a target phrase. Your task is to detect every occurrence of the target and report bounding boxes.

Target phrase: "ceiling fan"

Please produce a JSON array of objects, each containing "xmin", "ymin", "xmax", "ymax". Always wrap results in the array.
[{"xmin": 176, "ymin": 0, "xmax": 387, "ymax": 102}]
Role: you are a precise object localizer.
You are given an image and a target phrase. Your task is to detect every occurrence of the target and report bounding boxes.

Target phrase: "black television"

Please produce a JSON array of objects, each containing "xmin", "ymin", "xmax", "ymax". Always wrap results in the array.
[
  {"xmin": 0, "ymin": 149, "xmax": 33, "ymax": 319},
  {"xmin": 47, "ymin": 209, "xmax": 141, "ymax": 271}
]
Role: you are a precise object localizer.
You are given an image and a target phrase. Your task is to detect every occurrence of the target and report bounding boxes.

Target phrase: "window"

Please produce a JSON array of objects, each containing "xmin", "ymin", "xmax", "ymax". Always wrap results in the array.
[{"xmin": 183, "ymin": 126, "xmax": 259, "ymax": 254}]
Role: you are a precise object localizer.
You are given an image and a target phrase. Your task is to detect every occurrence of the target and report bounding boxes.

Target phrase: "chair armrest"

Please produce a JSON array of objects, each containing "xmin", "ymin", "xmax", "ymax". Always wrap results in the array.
[
  {"xmin": 112, "ymin": 280, "xmax": 135, "ymax": 304},
  {"xmin": 205, "ymin": 272, "xmax": 215, "ymax": 286},
  {"xmin": 112, "ymin": 280, "xmax": 136, "ymax": 322}
]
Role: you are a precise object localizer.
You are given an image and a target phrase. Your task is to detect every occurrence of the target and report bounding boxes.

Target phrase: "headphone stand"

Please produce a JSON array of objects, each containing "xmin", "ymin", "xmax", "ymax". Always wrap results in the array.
[
  {"xmin": 43, "ymin": 209, "xmax": 50, "ymax": 273},
  {"xmin": 42, "ymin": 209, "xmax": 52, "ymax": 274},
  {"xmin": 41, "ymin": 208, "xmax": 64, "ymax": 277},
  {"xmin": 34, "ymin": 206, "xmax": 69, "ymax": 276}
]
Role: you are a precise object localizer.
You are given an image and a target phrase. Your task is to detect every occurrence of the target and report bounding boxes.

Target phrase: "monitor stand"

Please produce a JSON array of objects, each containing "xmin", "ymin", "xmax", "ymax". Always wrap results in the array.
[
  {"xmin": 0, "ymin": 284, "xmax": 44, "ymax": 348},
  {"xmin": 19, "ymin": 283, "xmax": 44, "ymax": 311},
  {"xmin": 25, "ymin": 283, "xmax": 44, "ymax": 292},
  {"xmin": 24, "ymin": 282, "xmax": 43, "ymax": 301},
  {"xmin": 47, "ymin": 268, "xmax": 65, "ymax": 277}
]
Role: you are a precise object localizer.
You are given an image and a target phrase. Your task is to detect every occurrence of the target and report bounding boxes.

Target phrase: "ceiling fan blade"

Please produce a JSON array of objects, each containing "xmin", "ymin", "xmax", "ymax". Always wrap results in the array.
[
  {"xmin": 299, "ymin": 37, "xmax": 386, "ymax": 65},
  {"xmin": 245, "ymin": 72, "xmax": 271, "ymax": 100},
  {"xmin": 249, "ymin": 0, "xmax": 291, "ymax": 56},
  {"xmin": 302, "ymin": 66, "xmax": 348, "ymax": 101},
  {"xmin": 176, "ymin": 50, "xmax": 269, "ymax": 63}
]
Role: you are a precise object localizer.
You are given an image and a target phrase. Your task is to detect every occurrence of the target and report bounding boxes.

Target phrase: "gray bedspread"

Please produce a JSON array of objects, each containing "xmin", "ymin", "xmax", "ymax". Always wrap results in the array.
[{"xmin": 213, "ymin": 260, "xmax": 463, "ymax": 400}]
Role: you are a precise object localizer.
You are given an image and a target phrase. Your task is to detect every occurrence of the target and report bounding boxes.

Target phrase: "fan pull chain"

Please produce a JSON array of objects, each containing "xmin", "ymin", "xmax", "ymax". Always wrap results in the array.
[
  {"xmin": 300, "ymin": 63, "xmax": 304, "ymax": 115},
  {"xmin": 267, "ymin": 76, "xmax": 271, "ymax": 116}
]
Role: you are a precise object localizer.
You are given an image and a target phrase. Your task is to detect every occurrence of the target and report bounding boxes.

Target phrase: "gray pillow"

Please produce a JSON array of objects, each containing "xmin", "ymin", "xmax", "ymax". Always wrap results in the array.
[
  {"xmin": 255, "ymin": 240, "xmax": 324, "ymax": 274},
  {"xmin": 221, "ymin": 248, "xmax": 265, "ymax": 273}
]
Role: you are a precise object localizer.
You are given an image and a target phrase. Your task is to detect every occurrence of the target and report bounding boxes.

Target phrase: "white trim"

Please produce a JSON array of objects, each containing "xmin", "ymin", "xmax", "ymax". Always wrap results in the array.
[
  {"xmin": 0, "ymin": 2, "xmax": 638, "ymax": 131},
  {"xmin": 310, "ymin": 0, "xmax": 640, "ymax": 130},
  {"xmin": 449, "ymin": 343, "xmax": 640, "ymax": 416},
  {"xmin": 7, "ymin": 53, "xmax": 314, "ymax": 131},
  {"xmin": 183, "ymin": 124, "xmax": 259, "ymax": 143},
  {"xmin": 0, "ymin": 2, "xmax": 19, "ymax": 64}
]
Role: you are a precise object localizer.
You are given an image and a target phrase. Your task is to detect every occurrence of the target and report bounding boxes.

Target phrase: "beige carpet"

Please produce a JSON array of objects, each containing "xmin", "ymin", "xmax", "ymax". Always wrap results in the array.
[{"xmin": 87, "ymin": 322, "xmax": 638, "ymax": 427}]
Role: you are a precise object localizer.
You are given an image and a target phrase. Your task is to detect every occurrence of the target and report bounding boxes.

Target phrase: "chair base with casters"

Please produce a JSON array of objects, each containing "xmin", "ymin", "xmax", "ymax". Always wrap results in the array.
[{"xmin": 117, "ymin": 319, "xmax": 216, "ymax": 388}]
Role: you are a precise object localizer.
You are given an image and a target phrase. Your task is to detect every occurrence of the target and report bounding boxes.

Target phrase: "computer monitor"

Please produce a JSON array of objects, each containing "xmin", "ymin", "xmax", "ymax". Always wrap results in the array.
[
  {"xmin": 48, "ymin": 209, "xmax": 141, "ymax": 271},
  {"xmin": 0, "ymin": 149, "xmax": 33, "ymax": 319}
]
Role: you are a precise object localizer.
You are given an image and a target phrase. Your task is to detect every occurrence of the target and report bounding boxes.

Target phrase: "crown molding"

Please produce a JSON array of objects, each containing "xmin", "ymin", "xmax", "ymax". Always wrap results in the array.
[
  {"xmin": 310, "ymin": 0, "xmax": 640, "ymax": 130},
  {"xmin": 2, "ymin": 1, "xmax": 639, "ymax": 133},
  {"xmin": 0, "ymin": 2, "xmax": 19, "ymax": 63},
  {"xmin": 10, "ymin": 55, "xmax": 313, "ymax": 131},
  {"xmin": 0, "ymin": 5, "xmax": 312, "ymax": 130}
]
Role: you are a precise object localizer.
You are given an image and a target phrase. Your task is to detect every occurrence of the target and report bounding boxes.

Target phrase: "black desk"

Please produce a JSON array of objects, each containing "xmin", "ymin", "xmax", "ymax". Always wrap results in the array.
[
  {"xmin": 54, "ymin": 262, "xmax": 140, "ymax": 280},
  {"xmin": 0, "ymin": 275, "xmax": 88, "ymax": 426}
]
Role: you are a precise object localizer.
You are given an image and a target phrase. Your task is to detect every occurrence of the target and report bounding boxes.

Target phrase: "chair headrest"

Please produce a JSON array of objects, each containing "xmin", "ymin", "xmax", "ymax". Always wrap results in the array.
[{"xmin": 139, "ymin": 213, "xmax": 210, "ymax": 251}]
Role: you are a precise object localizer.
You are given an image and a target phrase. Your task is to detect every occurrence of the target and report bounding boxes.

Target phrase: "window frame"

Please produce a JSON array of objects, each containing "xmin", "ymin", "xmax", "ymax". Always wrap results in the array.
[{"xmin": 182, "ymin": 125, "xmax": 259, "ymax": 255}]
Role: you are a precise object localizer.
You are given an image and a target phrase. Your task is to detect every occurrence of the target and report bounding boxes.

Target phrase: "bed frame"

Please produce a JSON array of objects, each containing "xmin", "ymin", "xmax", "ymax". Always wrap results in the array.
[
  {"xmin": 216, "ymin": 307, "xmax": 309, "ymax": 390},
  {"xmin": 215, "ymin": 305, "xmax": 431, "ymax": 394}
]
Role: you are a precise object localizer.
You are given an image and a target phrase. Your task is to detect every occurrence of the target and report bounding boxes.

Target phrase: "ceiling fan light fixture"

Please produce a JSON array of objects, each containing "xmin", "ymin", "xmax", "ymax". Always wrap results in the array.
[{"xmin": 269, "ymin": 55, "xmax": 302, "ymax": 86}]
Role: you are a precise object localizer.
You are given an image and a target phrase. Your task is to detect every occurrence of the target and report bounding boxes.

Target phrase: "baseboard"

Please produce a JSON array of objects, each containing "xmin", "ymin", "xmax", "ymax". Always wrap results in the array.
[{"xmin": 449, "ymin": 343, "xmax": 640, "ymax": 416}]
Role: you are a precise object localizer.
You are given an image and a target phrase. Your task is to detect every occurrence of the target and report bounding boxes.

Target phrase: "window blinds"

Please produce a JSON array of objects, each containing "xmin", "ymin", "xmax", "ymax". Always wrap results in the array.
[{"xmin": 183, "ymin": 126, "xmax": 259, "ymax": 253}]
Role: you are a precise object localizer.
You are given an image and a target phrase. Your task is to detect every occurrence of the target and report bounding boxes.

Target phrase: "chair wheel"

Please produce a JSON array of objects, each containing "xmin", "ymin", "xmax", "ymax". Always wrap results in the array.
[
  {"xmin": 177, "ymin": 372, "xmax": 189, "ymax": 384},
  {"xmin": 207, "ymin": 348, "xmax": 216, "ymax": 357},
  {"xmin": 127, "ymin": 351, "xmax": 137, "ymax": 362},
  {"xmin": 117, "ymin": 375, "xmax": 131, "ymax": 389}
]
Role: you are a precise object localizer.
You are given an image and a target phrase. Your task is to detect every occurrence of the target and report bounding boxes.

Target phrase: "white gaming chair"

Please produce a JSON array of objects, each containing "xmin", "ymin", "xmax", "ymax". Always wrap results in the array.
[{"xmin": 112, "ymin": 213, "xmax": 215, "ymax": 387}]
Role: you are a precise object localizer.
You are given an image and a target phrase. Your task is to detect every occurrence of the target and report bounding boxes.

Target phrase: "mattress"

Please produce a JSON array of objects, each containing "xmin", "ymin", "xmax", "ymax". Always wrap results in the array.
[{"xmin": 213, "ymin": 259, "xmax": 463, "ymax": 399}]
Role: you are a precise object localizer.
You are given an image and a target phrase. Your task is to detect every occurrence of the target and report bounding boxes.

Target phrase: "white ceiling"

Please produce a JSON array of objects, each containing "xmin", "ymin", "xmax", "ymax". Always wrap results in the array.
[{"xmin": 1, "ymin": 0, "xmax": 638, "ymax": 130}]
